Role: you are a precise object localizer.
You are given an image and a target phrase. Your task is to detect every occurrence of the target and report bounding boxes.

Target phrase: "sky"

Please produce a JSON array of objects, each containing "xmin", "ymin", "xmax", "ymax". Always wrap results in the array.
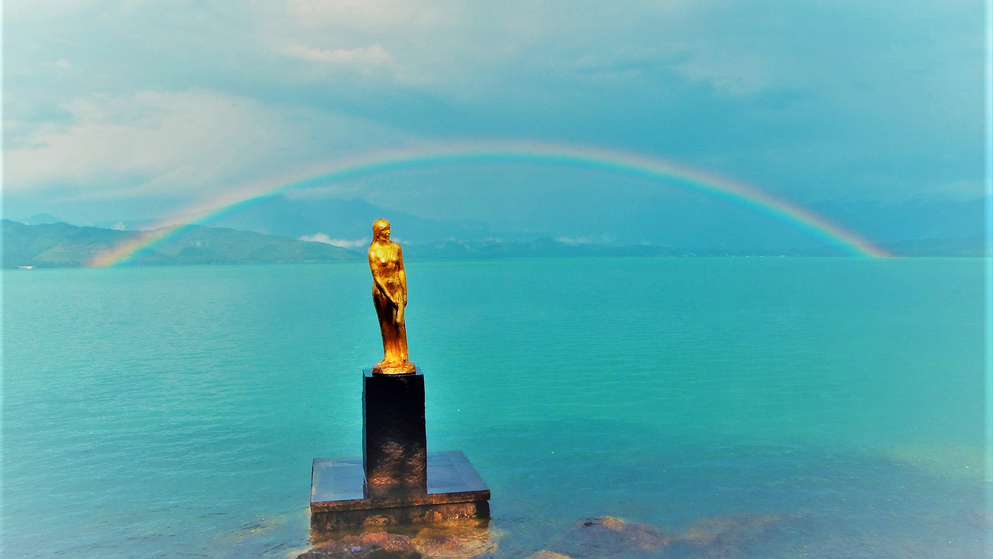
[{"xmin": 2, "ymin": 0, "xmax": 987, "ymax": 247}]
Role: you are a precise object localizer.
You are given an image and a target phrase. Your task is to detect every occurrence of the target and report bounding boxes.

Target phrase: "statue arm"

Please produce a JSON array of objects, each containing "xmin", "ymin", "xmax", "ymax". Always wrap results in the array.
[
  {"xmin": 394, "ymin": 245, "xmax": 407, "ymax": 324},
  {"xmin": 369, "ymin": 249, "xmax": 397, "ymax": 305},
  {"xmin": 397, "ymin": 245, "xmax": 407, "ymax": 307}
]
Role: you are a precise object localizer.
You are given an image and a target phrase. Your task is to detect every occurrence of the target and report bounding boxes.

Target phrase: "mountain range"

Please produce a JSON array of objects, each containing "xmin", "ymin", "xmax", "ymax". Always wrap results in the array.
[
  {"xmin": 3, "ymin": 219, "xmax": 986, "ymax": 269},
  {"xmin": 94, "ymin": 196, "xmax": 539, "ymax": 245},
  {"xmin": 2, "ymin": 220, "xmax": 359, "ymax": 268},
  {"xmin": 5, "ymin": 194, "xmax": 987, "ymax": 268},
  {"xmin": 87, "ymin": 193, "xmax": 988, "ymax": 249}
]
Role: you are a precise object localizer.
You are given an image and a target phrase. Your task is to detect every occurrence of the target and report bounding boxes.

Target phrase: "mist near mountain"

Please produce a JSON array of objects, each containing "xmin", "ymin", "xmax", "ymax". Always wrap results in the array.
[
  {"xmin": 198, "ymin": 193, "xmax": 988, "ymax": 254},
  {"xmin": 15, "ymin": 192, "xmax": 987, "ymax": 258},
  {"xmin": 2, "ymin": 220, "xmax": 360, "ymax": 268},
  {"xmin": 18, "ymin": 213, "xmax": 64, "ymax": 225},
  {"xmin": 195, "ymin": 195, "xmax": 545, "ymax": 245}
]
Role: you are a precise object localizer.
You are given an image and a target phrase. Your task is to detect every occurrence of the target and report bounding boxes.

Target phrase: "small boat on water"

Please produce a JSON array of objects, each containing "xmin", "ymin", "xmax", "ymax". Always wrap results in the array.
[{"xmin": 17, "ymin": 265, "xmax": 35, "ymax": 269}]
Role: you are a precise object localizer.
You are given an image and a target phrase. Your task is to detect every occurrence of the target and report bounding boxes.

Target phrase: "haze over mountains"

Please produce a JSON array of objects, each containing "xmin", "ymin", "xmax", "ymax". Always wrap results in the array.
[
  {"xmin": 6, "ymin": 193, "xmax": 986, "ymax": 268},
  {"xmin": 82, "ymin": 194, "xmax": 985, "ymax": 247},
  {"xmin": 115, "ymin": 194, "xmax": 987, "ymax": 251},
  {"xmin": 2, "ymin": 220, "xmax": 358, "ymax": 268},
  {"xmin": 4, "ymin": 0, "xmax": 982, "ymax": 266},
  {"xmin": 207, "ymin": 196, "xmax": 533, "ymax": 245},
  {"xmin": 88, "ymin": 196, "xmax": 535, "ymax": 245}
]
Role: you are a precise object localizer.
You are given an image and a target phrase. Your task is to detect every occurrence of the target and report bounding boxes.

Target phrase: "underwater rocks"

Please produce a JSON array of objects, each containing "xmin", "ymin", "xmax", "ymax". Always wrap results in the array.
[
  {"xmin": 537, "ymin": 513, "xmax": 797, "ymax": 558},
  {"xmin": 525, "ymin": 552, "xmax": 572, "ymax": 559},
  {"xmin": 297, "ymin": 520, "xmax": 496, "ymax": 559},
  {"xmin": 297, "ymin": 513, "xmax": 796, "ymax": 558},
  {"xmin": 675, "ymin": 513, "xmax": 792, "ymax": 555},
  {"xmin": 296, "ymin": 531, "xmax": 421, "ymax": 559},
  {"xmin": 409, "ymin": 526, "xmax": 498, "ymax": 558},
  {"xmin": 574, "ymin": 516, "xmax": 673, "ymax": 552}
]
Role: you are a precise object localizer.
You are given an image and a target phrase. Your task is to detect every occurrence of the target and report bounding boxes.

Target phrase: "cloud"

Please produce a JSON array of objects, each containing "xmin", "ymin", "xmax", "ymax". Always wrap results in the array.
[
  {"xmin": 555, "ymin": 236, "xmax": 595, "ymax": 245},
  {"xmin": 673, "ymin": 52, "xmax": 774, "ymax": 96},
  {"xmin": 284, "ymin": 43, "xmax": 393, "ymax": 65},
  {"xmin": 2, "ymin": 0, "xmax": 983, "ymax": 229},
  {"xmin": 4, "ymin": 88, "xmax": 413, "ymax": 201},
  {"xmin": 555, "ymin": 234, "xmax": 619, "ymax": 246},
  {"xmin": 300, "ymin": 233, "xmax": 370, "ymax": 248},
  {"xmin": 284, "ymin": 0, "xmax": 452, "ymax": 27},
  {"xmin": 43, "ymin": 59, "xmax": 72, "ymax": 69},
  {"xmin": 4, "ymin": 0, "xmax": 96, "ymax": 20},
  {"xmin": 6, "ymin": 89, "xmax": 293, "ymax": 198},
  {"xmin": 281, "ymin": 43, "xmax": 400, "ymax": 78}
]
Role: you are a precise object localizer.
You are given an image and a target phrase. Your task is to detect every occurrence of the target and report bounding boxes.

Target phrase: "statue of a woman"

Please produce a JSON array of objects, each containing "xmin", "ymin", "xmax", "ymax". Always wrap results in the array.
[{"xmin": 368, "ymin": 219, "xmax": 416, "ymax": 374}]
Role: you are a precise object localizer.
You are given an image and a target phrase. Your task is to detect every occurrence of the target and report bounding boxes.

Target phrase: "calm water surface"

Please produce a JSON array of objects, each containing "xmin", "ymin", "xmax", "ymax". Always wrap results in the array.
[{"xmin": 2, "ymin": 258, "xmax": 988, "ymax": 558}]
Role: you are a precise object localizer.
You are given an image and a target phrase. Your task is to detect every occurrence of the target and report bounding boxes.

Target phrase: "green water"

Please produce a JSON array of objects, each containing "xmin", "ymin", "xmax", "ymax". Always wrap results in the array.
[{"xmin": 2, "ymin": 258, "xmax": 988, "ymax": 558}]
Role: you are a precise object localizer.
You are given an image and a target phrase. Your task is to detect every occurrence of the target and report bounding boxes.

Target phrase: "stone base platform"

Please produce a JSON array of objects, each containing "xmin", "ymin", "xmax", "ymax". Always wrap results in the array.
[{"xmin": 311, "ymin": 450, "xmax": 490, "ymax": 531}]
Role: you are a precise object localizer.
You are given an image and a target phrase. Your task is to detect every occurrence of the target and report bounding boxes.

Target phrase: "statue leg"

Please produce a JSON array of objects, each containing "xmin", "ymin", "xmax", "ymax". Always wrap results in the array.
[
  {"xmin": 395, "ymin": 321, "xmax": 409, "ymax": 362},
  {"xmin": 385, "ymin": 321, "xmax": 401, "ymax": 363},
  {"xmin": 373, "ymin": 291, "xmax": 394, "ymax": 364},
  {"xmin": 372, "ymin": 289, "xmax": 412, "ymax": 370}
]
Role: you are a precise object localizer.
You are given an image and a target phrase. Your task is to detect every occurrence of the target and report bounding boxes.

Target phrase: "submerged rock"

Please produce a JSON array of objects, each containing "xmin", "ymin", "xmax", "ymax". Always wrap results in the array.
[
  {"xmin": 679, "ymin": 513, "xmax": 791, "ymax": 557},
  {"xmin": 574, "ymin": 516, "xmax": 673, "ymax": 553},
  {"xmin": 682, "ymin": 513, "xmax": 786, "ymax": 543},
  {"xmin": 409, "ymin": 520, "xmax": 498, "ymax": 558},
  {"xmin": 296, "ymin": 532, "xmax": 421, "ymax": 559},
  {"xmin": 217, "ymin": 514, "xmax": 288, "ymax": 543},
  {"xmin": 296, "ymin": 513, "xmax": 795, "ymax": 558},
  {"xmin": 297, "ymin": 520, "xmax": 495, "ymax": 559},
  {"xmin": 525, "ymin": 551, "xmax": 572, "ymax": 559},
  {"xmin": 567, "ymin": 513, "xmax": 796, "ymax": 557}
]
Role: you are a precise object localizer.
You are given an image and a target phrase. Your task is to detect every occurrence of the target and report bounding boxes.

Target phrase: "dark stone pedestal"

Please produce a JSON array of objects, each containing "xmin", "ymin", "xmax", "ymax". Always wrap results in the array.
[
  {"xmin": 362, "ymin": 369, "xmax": 427, "ymax": 494},
  {"xmin": 311, "ymin": 451, "xmax": 491, "ymax": 531},
  {"xmin": 309, "ymin": 368, "xmax": 490, "ymax": 531}
]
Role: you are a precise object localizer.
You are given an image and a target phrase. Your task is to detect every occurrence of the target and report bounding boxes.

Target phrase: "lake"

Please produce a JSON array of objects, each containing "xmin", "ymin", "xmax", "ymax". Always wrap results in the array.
[{"xmin": 2, "ymin": 258, "xmax": 988, "ymax": 558}]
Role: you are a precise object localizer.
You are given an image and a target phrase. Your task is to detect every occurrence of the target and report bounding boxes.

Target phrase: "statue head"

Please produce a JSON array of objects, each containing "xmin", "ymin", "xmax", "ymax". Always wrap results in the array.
[{"xmin": 372, "ymin": 219, "xmax": 391, "ymax": 241}]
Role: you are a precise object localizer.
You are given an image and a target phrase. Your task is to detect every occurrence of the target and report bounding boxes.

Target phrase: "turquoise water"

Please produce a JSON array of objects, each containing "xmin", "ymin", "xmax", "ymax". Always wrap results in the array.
[{"xmin": 2, "ymin": 258, "xmax": 988, "ymax": 558}]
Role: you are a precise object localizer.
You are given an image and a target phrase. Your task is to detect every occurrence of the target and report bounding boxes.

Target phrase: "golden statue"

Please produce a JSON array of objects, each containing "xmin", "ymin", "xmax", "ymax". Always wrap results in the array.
[{"xmin": 369, "ymin": 219, "xmax": 416, "ymax": 374}]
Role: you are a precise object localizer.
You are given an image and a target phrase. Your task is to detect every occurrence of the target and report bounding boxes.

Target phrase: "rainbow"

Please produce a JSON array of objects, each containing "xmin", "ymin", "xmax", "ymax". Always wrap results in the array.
[{"xmin": 89, "ymin": 141, "xmax": 891, "ymax": 266}]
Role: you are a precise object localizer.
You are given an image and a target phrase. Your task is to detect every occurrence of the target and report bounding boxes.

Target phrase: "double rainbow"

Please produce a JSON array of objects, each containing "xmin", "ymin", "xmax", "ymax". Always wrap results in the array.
[{"xmin": 89, "ymin": 141, "xmax": 890, "ymax": 266}]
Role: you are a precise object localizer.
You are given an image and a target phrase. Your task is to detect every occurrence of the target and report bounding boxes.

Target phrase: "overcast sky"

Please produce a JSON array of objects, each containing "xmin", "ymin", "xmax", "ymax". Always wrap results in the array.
[{"xmin": 3, "ymin": 0, "xmax": 986, "ymax": 243}]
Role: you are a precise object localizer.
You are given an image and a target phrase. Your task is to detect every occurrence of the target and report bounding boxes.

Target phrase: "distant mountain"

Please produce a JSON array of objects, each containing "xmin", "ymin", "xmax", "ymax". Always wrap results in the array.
[
  {"xmin": 69, "ymin": 193, "xmax": 989, "ymax": 258},
  {"xmin": 1, "ymin": 220, "xmax": 361, "ymax": 268},
  {"xmin": 810, "ymin": 197, "xmax": 986, "ymax": 244},
  {"xmin": 884, "ymin": 234, "xmax": 987, "ymax": 257},
  {"xmin": 403, "ymin": 238, "xmax": 688, "ymax": 259},
  {"xmin": 402, "ymin": 238, "xmax": 883, "ymax": 259},
  {"xmin": 207, "ymin": 195, "xmax": 539, "ymax": 244},
  {"xmin": 18, "ymin": 213, "xmax": 65, "ymax": 225},
  {"xmin": 3, "ymin": 220, "xmax": 131, "ymax": 267},
  {"xmin": 92, "ymin": 217, "xmax": 161, "ymax": 230},
  {"xmin": 3, "ymin": 216, "xmax": 984, "ymax": 269}
]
